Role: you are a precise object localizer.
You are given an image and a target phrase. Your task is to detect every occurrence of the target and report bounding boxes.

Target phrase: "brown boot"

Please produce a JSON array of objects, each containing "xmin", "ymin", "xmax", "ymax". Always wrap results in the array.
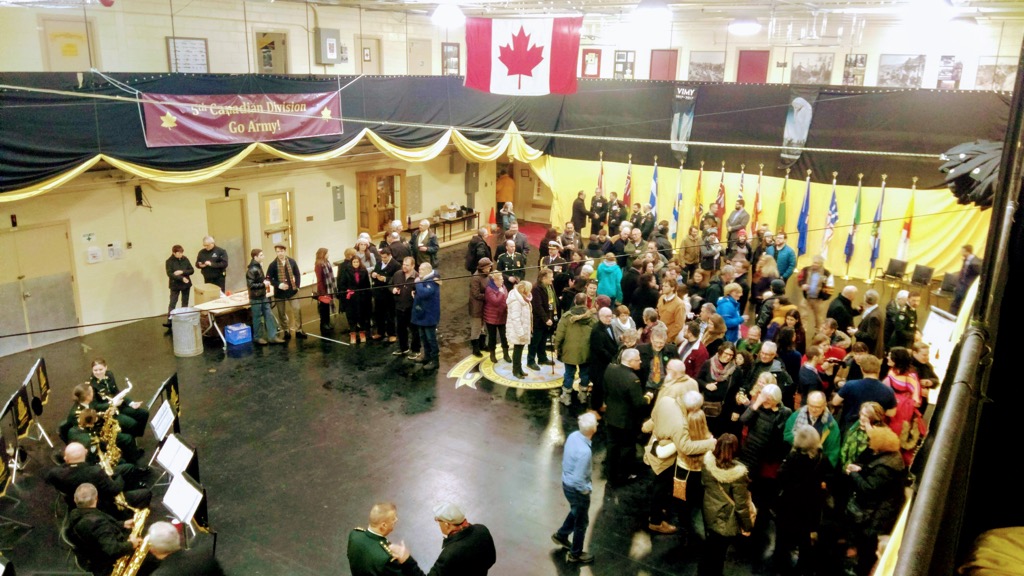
[
  {"xmin": 359, "ymin": 331, "xmax": 368, "ymax": 343},
  {"xmin": 349, "ymin": 333, "xmax": 357, "ymax": 344}
]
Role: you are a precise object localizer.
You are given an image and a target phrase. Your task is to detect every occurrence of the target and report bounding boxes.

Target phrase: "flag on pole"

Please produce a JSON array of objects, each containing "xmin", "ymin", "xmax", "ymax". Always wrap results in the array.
[
  {"xmin": 844, "ymin": 176, "xmax": 862, "ymax": 264},
  {"xmin": 714, "ymin": 166, "xmax": 726, "ymax": 221},
  {"xmin": 870, "ymin": 178, "xmax": 887, "ymax": 270},
  {"xmin": 622, "ymin": 157, "xmax": 633, "ymax": 212},
  {"xmin": 822, "ymin": 176, "xmax": 839, "ymax": 259},
  {"xmin": 738, "ymin": 165, "xmax": 745, "ymax": 203},
  {"xmin": 897, "ymin": 183, "xmax": 915, "ymax": 260},
  {"xmin": 777, "ymin": 169, "xmax": 790, "ymax": 233},
  {"xmin": 465, "ymin": 17, "xmax": 584, "ymax": 96},
  {"xmin": 797, "ymin": 173, "xmax": 811, "ymax": 256},
  {"xmin": 648, "ymin": 159, "xmax": 659, "ymax": 221},
  {"xmin": 596, "ymin": 156, "xmax": 604, "ymax": 196},
  {"xmin": 751, "ymin": 166, "xmax": 762, "ymax": 236},
  {"xmin": 692, "ymin": 163, "xmax": 704, "ymax": 230},
  {"xmin": 670, "ymin": 164, "xmax": 683, "ymax": 242}
]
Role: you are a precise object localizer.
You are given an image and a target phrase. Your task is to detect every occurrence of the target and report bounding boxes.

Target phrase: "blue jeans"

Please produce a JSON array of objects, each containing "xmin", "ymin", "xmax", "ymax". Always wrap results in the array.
[
  {"xmin": 556, "ymin": 484, "xmax": 591, "ymax": 555},
  {"xmin": 251, "ymin": 297, "xmax": 278, "ymax": 340},
  {"xmin": 562, "ymin": 363, "xmax": 590, "ymax": 391},
  {"xmin": 419, "ymin": 325, "xmax": 438, "ymax": 361}
]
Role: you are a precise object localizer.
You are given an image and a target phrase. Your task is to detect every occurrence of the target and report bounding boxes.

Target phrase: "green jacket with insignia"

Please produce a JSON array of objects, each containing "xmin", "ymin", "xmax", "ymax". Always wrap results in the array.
[{"xmin": 347, "ymin": 527, "xmax": 403, "ymax": 576}]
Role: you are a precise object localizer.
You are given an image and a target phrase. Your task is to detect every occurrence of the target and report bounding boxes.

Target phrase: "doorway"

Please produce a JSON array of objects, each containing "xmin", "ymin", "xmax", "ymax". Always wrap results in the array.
[
  {"xmin": 256, "ymin": 32, "xmax": 287, "ymax": 74},
  {"xmin": 258, "ymin": 190, "xmax": 294, "ymax": 259},
  {"xmin": 408, "ymin": 39, "xmax": 432, "ymax": 75},
  {"xmin": 737, "ymin": 50, "xmax": 770, "ymax": 83},
  {"xmin": 356, "ymin": 169, "xmax": 406, "ymax": 238},
  {"xmin": 205, "ymin": 197, "xmax": 249, "ymax": 294},
  {"xmin": 0, "ymin": 222, "xmax": 79, "ymax": 357},
  {"xmin": 650, "ymin": 49, "xmax": 679, "ymax": 81},
  {"xmin": 356, "ymin": 36, "xmax": 382, "ymax": 75}
]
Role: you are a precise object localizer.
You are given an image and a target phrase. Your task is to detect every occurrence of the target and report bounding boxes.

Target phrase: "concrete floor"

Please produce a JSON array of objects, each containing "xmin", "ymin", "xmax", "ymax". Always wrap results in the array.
[{"xmin": 0, "ymin": 242, "xmax": 949, "ymax": 575}]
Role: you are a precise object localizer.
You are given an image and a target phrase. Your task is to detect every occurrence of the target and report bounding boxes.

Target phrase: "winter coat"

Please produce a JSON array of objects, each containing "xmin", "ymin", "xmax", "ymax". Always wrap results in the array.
[
  {"xmin": 532, "ymin": 283, "xmax": 556, "ymax": 330},
  {"xmin": 410, "ymin": 229, "xmax": 439, "ymax": 268},
  {"xmin": 165, "ymin": 255, "xmax": 195, "ymax": 290},
  {"xmin": 657, "ymin": 295, "xmax": 687, "ymax": 343},
  {"xmin": 783, "ymin": 408, "xmax": 842, "ymax": 468},
  {"xmin": 630, "ymin": 284, "xmax": 660, "ymax": 327},
  {"xmin": 338, "ymin": 262, "xmax": 372, "ymax": 313},
  {"xmin": 596, "ymin": 261, "xmax": 624, "ymax": 303},
  {"xmin": 468, "ymin": 272, "xmax": 489, "ymax": 318},
  {"xmin": 848, "ymin": 450, "xmax": 907, "ymax": 536},
  {"xmin": 716, "ymin": 295, "xmax": 744, "ymax": 342},
  {"xmin": 702, "ymin": 452, "xmax": 755, "ymax": 537},
  {"xmin": 776, "ymin": 450, "xmax": 830, "ymax": 536},
  {"xmin": 553, "ymin": 305, "xmax": 596, "ymax": 365},
  {"xmin": 411, "ymin": 272, "xmax": 441, "ymax": 326},
  {"xmin": 827, "ymin": 294, "xmax": 860, "ymax": 335},
  {"xmin": 505, "ymin": 288, "xmax": 533, "ymax": 345},
  {"xmin": 267, "ymin": 256, "xmax": 301, "ymax": 298},
  {"xmin": 739, "ymin": 404, "xmax": 793, "ymax": 470},
  {"xmin": 482, "ymin": 280, "xmax": 508, "ymax": 325},
  {"xmin": 246, "ymin": 259, "xmax": 268, "ymax": 299},
  {"xmin": 642, "ymin": 381, "xmax": 715, "ymax": 475}
]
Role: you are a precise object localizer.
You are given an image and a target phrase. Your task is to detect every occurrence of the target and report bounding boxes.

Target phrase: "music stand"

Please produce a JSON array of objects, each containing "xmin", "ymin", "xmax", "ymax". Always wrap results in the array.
[
  {"xmin": 164, "ymin": 472, "xmax": 205, "ymax": 544},
  {"xmin": 147, "ymin": 400, "xmax": 176, "ymax": 468},
  {"xmin": 153, "ymin": 434, "xmax": 195, "ymax": 487}
]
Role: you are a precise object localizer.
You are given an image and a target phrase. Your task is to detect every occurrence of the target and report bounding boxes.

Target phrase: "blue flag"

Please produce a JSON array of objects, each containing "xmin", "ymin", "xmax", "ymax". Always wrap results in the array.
[
  {"xmin": 648, "ymin": 161, "xmax": 659, "ymax": 222},
  {"xmin": 870, "ymin": 181, "xmax": 886, "ymax": 269},
  {"xmin": 797, "ymin": 175, "xmax": 811, "ymax": 256}
]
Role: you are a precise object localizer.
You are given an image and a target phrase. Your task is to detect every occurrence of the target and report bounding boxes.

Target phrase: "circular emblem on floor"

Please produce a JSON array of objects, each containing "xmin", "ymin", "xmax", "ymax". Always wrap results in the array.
[{"xmin": 477, "ymin": 351, "xmax": 565, "ymax": 390}]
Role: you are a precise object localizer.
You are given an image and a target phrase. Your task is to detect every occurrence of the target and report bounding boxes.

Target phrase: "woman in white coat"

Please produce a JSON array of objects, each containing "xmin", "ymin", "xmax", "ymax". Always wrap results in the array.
[{"xmin": 506, "ymin": 280, "xmax": 533, "ymax": 379}]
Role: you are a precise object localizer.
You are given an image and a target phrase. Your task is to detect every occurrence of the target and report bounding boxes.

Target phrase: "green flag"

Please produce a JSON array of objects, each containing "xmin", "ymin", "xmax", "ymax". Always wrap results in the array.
[{"xmin": 776, "ymin": 174, "xmax": 788, "ymax": 232}]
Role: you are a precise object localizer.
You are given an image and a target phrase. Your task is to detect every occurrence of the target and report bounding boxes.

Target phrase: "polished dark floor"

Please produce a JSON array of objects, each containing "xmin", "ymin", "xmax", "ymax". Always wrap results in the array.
[{"xmin": 3, "ymin": 245, "xmax": 776, "ymax": 576}]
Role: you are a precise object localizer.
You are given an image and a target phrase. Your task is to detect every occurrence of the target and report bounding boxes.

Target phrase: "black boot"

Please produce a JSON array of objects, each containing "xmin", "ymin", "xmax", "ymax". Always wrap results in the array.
[
  {"xmin": 471, "ymin": 337, "xmax": 482, "ymax": 357},
  {"xmin": 512, "ymin": 345, "xmax": 526, "ymax": 378},
  {"xmin": 489, "ymin": 343, "xmax": 498, "ymax": 363}
]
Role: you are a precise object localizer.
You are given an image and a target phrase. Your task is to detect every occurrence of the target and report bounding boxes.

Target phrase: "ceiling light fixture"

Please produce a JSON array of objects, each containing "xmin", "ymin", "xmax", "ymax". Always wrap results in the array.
[
  {"xmin": 728, "ymin": 18, "xmax": 762, "ymax": 36},
  {"xmin": 635, "ymin": 0, "xmax": 671, "ymax": 19},
  {"xmin": 432, "ymin": 2, "xmax": 466, "ymax": 28}
]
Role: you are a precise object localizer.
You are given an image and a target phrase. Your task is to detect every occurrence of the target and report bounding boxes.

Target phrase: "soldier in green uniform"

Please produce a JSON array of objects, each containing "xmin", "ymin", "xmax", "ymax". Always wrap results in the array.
[
  {"xmin": 887, "ymin": 292, "xmax": 920, "ymax": 350},
  {"xmin": 90, "ymin": 359, "xmax": 149, "ymax": 436},
  {"xmin": 496, "ymin": 240, "xmax": 527, "ymax": 291},
  {"xmin": 348, "ymin": 502, "xmax": 419, "ymax": 576}
]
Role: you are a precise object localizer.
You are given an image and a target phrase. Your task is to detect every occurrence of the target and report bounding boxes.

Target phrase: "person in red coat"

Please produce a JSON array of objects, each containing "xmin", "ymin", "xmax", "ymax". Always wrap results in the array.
[{"xmin": 678, "ymin": 320, "xmax": 710, "ymax": 378}]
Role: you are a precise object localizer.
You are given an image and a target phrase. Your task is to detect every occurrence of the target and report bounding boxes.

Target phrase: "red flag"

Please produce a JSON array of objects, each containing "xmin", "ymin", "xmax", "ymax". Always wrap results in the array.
[
  {"xmin": 751, "ymin": 167, "xmax": 762, "ymax": 236},
  {"xmin": 622, "ymin": 158, "xmax": 633, "ymax": 209},
  {"xmin": 597, "ymin": 157, "xmax": 604, "ymax": 195},
  {"xmin": 714, "ymin": 168, "xmax": 726, "ymax": 221},
  {"xmin": 465, "ymin": 17, "xmax": 583, "ymax": 96},
  {"xmin": 691, "ymin": 164, "xmax": 703, "ymax": 229}
]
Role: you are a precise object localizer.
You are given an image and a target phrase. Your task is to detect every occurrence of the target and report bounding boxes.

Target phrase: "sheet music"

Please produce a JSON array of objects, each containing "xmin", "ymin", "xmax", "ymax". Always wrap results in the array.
[
  {"xmin": 150, "ymin": 400, "xmax": 175, "ymax": 442},
  {"xmin": 156, "ymin": 433, "xmax": 193, "ymax": 476},
  {"xmin": 164, "ymin": 472, "xmax": 204, "ymax": 524}
]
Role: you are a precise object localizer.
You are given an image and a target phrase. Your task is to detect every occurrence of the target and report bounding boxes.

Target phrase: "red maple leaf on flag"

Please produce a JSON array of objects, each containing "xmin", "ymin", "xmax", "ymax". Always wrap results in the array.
[{"xmin": 498, "ymin": 27, "xmax": 545, "ymax": 90}]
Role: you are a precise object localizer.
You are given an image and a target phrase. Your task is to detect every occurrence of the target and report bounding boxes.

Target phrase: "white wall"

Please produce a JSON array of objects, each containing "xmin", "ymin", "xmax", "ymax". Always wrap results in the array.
[{"xmin": 0, "ymin": 154, "xmax": 493, "ymax": 333}]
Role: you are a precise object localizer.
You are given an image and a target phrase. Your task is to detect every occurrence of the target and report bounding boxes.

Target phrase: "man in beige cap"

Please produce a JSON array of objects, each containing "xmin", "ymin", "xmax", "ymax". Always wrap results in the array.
[{"xmin": 390, "ymin": 502, "xmax": 496, "ymax": 575}]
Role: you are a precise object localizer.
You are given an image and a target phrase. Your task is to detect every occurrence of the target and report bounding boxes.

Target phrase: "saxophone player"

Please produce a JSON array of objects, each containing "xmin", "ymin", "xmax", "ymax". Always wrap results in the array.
[
  {"xmin": 67, "ymin": 483, "xmax": 142, "ymax": 576},
  {"xmin": 45, "ymin": 442, "xmax": 151, "ymax": 519},
  {"xmin": 90, "ymin": 359, "xmax": 150, "ymax": 436},
  {"xmin": 144, "ymin": 522, "xmax": 225, "ymax": 576}
]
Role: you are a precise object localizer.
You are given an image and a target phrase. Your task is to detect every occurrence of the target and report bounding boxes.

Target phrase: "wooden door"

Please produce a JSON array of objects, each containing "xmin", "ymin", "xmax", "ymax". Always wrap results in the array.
[
  {"xmin": 650, "ymin": 49, "xmax": 679, "ymax": 81},
  {"xmin": 356, "ymin": 169, "xmax": 406, "ymax": 238},
  {"xmin": 737, "ymin": 50, "xmax": 770, "ymax": 83},
  {"xmin": 259, "ymin": 190, "xmax": 293, "ymax": 259},
  {"xmin": 408, "ymin": 39, "xmax": 432, "ymax": 75},
  {"xmin": 206, "ymin": 197, "xmax": 248, "ymax": 293}
]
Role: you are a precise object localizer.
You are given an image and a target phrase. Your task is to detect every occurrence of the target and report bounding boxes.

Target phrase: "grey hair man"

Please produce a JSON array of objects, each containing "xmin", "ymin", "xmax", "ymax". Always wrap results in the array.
[
  {"xmin": 68, "ymin": 483, "xmax": 141, "ymax": 575},
  {"xmin": 552, "ymin": 412, "xmax": 598, "ymax": 564}
]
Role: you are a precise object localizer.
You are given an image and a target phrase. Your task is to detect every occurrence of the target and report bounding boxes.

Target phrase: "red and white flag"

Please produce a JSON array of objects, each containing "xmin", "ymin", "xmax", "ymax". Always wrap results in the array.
[{"xmin": 465, "ymin": 17, "xmax": 583, "ymax": 96}]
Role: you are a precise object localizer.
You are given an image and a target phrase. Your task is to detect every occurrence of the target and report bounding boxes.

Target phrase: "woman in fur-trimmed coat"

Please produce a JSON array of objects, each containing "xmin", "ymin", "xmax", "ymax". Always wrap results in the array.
[{"xmin": 700, "ymin": 434, "xmax": 755, "ymax": 576}]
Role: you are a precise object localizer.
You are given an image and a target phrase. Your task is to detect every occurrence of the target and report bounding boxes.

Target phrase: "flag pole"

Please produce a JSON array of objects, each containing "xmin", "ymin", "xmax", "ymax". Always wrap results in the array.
[{"xmin": 843, "ymin": 171, "xmax": 864, "ymax": 280}]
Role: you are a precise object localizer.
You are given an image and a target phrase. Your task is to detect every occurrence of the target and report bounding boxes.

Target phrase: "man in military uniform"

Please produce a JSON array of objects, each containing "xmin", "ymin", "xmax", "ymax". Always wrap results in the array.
[
  {"xmin": 348, "ymin": 502, "xmax": 416, "ymax": 576},
  {"xmin": 887, "ymin": 291, "xmax": 920, "ymax": 350},
  {"xmin": 589, "ymin": 188, "xmax": 608, "ymax": 236},
  {"xmin": 496, "ymin": 240, "xmax": 527, "ymax": 291}
]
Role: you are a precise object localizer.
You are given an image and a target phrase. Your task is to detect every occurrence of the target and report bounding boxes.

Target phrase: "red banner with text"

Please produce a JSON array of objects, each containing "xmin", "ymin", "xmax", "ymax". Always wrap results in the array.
[{"xmin": 141, "ymin": 92, "xmax": 343, "ymax": 148}]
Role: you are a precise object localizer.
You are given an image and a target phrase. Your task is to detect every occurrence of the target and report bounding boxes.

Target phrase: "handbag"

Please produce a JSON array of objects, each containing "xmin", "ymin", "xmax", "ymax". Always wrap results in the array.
[
  {"xmin": 703, "ymin": 400, "xmax": 723, "ymax": 418},
  {"xmin": 673, "ymin": 466, "xmax": 690, "ymax": 501}
]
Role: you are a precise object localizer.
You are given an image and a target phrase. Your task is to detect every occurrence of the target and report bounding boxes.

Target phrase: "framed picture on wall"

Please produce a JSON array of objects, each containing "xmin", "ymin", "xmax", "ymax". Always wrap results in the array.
[
  {"xmin": 363, "ymin": 47, "xmax": 371, "ymax": 62},
  {"xmin": 976, "ymin": 56, "xmax": 1016, "ymax": 90},
  {"xmin": 166, "ymin": 37, "xmax": 209, "ymax": 73},
  {"xmin": 582, "ymin": 48, "xmax": 601, "ymax": 78},
  {"xmin": 688, "ymin": 51, "xmax": 726, "ymax": 82},
  {"xmin": 520, "ymin": 169, "xmax": 530, "ymax": 178},
  {"xmin": 936, "ymin": 55, "xmax": 963, "ymax": 89},
  {"xmin": 842, "ymin": 54, "xmax": 867, "ymax": 86},
  {"xmin": 613, "ymin": 50, "xmax": 635, "ymax": 79},
  {"xmin": 877, "ymin": 54, "xmax": 926, "ymax": 88},
  {"xmin": 441, "ymin": 42, "xmax": 460, "ymax": 76},
  {"xmin": 790, "ymin": 53, "xmax": 834, "ymax": 85}
]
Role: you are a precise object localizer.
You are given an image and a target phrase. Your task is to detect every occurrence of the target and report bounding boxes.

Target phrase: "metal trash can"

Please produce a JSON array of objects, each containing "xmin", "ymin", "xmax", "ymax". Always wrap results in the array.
[{"xmin": 170, "ymin": 307, "xmax": 203, "ymax": 357}]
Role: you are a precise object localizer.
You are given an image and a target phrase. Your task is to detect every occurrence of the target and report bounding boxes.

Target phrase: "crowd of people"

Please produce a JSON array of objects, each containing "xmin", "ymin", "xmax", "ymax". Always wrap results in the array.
[{"xmin": 462, "ymin": 194, "xmax": 966, "ymax": 575}]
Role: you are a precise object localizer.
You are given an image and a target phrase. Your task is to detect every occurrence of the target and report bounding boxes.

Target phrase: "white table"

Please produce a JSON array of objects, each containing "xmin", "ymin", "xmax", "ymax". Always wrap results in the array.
[{"xmin": 193, "ymin": 292, "xmax": 250, "ymax": 350}]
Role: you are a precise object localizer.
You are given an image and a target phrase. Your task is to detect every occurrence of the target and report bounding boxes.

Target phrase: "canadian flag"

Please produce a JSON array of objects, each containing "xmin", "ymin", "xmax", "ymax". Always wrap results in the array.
[{"xmin": 465, "ymin": 17, "xmax": 583, "ymax": 96}]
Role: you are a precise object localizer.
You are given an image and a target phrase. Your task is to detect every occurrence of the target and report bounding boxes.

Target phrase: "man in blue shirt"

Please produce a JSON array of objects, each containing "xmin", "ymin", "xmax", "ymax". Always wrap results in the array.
[
  {"xmin": 552, "ymin": 412, "xmax": 598, "ymax": 564},
  {"xmin": 832, "ymin": 355, "xmax": 897, "ymax": 436}
]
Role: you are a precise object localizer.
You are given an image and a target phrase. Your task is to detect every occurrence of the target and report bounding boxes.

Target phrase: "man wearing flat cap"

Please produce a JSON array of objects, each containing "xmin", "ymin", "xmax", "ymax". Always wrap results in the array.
[{"xmin": 391, "ymin": 502, "xmax": 496, "ymax": 575}]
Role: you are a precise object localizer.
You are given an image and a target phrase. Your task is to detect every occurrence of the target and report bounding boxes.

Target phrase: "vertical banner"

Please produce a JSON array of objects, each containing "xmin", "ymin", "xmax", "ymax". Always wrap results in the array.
[
  {"xmin": 37, "ymin": 359, "xmax": 50, "ymax": 406},
  {"xmin": 671, "ymin": 85, "xmax": 698, "ymax": 164},
  {"xmin": 781, "ymin": 88, "xmax": 819, "ymax": 165},
  {"xmin": 165, "ymin": 374, "xmax": 181, "ymax": 434},
  {"xmin": 12, "ymin": 387, "xmax": 32, "ymax": 438}
]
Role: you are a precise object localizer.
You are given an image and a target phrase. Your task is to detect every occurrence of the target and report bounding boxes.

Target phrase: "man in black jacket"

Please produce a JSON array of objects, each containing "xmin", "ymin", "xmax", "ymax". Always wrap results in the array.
[
  {"xmin": 465, "ymin": 227, "xmax": 491, "ymax": 273},
  {"xmin": 571, "ymin": 190, "xmax": 589, "ymax": 234},
  {"xmin": 589, "ymin": 189, "xmax": 608, "ymax": 236},
  {"xmin": 267, "ymin": 244, "xmax": 306, "ymax": 340},
  {"xmin": 247, "ymin": 249, "xmax": 284, "ymax": 345},
  {"xmin": 45, "ymin": 442, "xmax": 151, "ymax": 515},
  {"xmin": 411, "ymin": 219, "xmax": 440, "ymax": 268},
  {"xmin": 146, "ymin": 521, "xmax": 225, "ymax": 576},
  {"xmin": 392, "ymin": 502, "xmax": 496, "ymax": 576},
  {"xmin": 603, "ymin": 349, "xmax": 646, "ymax": 486},
  {"xmin": 391, "ymin": 257, "xmax": 421, "ymax": 357},
  {"xmin": 164, "ymin": 245, "xmax": 194, "ymax": 324},
  {"xmin": 587, "ymin": 307, "xmax": 620, "ymax": 412},
  {"xmin": 67, "ymin": 483, "xmax": 141, "ymax": 575},
  {"xmin": 371, "ymin": 247, "xmax": 402, "ymax": 341},
  {"xmin": 637, "ymin": 325, "xmax": 678, "ymax": 393},
  {"xmin": 826, "ymin": 285, "xmax": 861, "ymax": 335},
  {"xmin": 195, "ymin": 236, "xmax": 229, "ymax": 292}
]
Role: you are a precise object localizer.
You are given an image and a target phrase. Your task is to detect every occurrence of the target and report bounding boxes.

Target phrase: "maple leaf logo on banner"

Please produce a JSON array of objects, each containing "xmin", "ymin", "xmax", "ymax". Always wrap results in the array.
[{"xmin": 498, "ymin": 27, "xmax": 545, "ymax": 90}]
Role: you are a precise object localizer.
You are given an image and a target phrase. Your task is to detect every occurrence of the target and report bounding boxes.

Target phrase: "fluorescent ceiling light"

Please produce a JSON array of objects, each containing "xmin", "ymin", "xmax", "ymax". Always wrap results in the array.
[
  {"xmin": 432, "ymin": 3, "xmax": 465, "ymax": 28},
  {"xmin": 728, "ymin": 18, "xmax": 761, "ymax": 36}
]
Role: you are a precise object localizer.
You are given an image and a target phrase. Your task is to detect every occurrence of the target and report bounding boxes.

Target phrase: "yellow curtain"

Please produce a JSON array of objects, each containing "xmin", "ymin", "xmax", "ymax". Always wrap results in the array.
[
  {"xmin": 542, "ymin": 156, "xmax": 990, "ymax": 279},
  {"xmin": 1, "ymin": 123, "xmax": 546, "ymax": 202}
]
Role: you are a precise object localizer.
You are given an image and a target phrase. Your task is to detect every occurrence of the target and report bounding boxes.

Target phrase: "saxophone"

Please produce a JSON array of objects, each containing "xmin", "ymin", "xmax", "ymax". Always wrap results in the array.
[{"xmin": 110, "ymin": 508, "xmax": 151, "ymax": 576}]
